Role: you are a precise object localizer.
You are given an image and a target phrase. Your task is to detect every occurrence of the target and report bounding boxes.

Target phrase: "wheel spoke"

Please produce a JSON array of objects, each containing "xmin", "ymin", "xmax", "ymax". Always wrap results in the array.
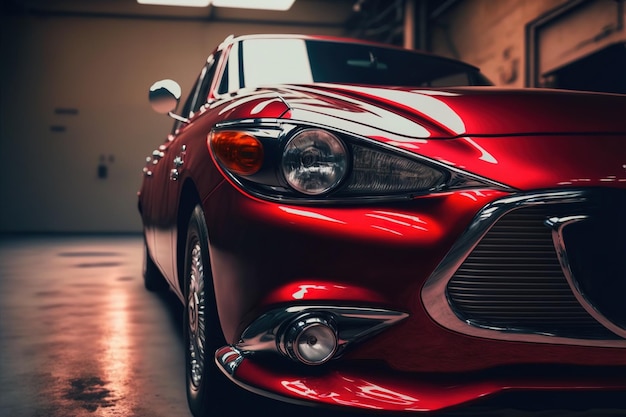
[{"xmin": 188, "ymin": 240, "xmax": 206, "ymax": 389}]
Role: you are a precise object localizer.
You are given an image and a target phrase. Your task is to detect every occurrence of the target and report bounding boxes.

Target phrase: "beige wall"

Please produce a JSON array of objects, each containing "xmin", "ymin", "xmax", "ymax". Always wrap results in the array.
[
  {"xmin": 0, "ymin": 15, "xmax": 343, "ymax": 233},
  {"xmin": 430, "ymin": 0, "xmax": 571, "ymax": 87}
]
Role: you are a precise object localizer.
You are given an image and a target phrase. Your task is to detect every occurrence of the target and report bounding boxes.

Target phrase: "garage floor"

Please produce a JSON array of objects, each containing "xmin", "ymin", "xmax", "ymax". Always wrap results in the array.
[{"xmin": 0, "ymin": 236, "xmax": 624, "ymax": 417}]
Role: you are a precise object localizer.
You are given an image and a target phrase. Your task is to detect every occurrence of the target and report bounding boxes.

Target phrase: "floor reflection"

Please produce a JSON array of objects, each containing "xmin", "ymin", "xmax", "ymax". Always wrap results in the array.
[{"xmin": 102, "ymin": 286, "xmax": 130, "ymax": 412}]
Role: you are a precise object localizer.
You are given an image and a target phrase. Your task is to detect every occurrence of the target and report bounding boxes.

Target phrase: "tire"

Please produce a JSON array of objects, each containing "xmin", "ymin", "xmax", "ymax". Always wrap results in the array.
[
  {"xmin": 184, "ymin": 205, "xmax": 234, "ymax": 416},
  {"xmin": 143, "ymin": 236, "xmax": 168, "ymax": 292}
]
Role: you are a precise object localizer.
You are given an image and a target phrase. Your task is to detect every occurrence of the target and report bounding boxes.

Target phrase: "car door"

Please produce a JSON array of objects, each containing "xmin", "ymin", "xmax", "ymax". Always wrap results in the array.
[
  {"xmin": 140, "ymin": 130, "xmax": 177, "ymax": 272},
  {"xmin": 153, "ymin": 53, "xmax": 223, "ymax": 283}
]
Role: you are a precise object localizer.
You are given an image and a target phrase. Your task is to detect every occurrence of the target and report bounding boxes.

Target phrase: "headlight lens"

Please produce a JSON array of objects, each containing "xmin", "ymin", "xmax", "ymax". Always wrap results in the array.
[
  {"xmin": 340, "ymin": 145, "xmax": 445, "ymax": 195},
  {"xmin": 281, "ymin": 129, "xmax": 348, "ymax": 195}
]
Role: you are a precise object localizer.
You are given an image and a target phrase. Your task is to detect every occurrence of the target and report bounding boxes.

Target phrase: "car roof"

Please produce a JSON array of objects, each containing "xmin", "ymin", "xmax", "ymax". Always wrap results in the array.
[{"xmin": 221, "ymin": 33, "xmax": 370, "ymax": 47}]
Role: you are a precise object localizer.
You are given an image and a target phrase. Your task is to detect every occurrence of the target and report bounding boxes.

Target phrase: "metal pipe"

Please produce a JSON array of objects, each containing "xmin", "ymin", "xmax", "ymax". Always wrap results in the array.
[{"xmin": 404, "ymin": 0, "xmax": 416, "ymax": 49}]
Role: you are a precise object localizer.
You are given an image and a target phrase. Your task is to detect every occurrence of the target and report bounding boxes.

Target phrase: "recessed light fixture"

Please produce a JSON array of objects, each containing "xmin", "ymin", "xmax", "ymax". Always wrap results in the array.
[
  {"xmin": 137, "ymin": 0, "xmax": 211, "ymax": 7},
  {"xmin": 137, "ymin": 0, "xmax": 295, "ymax": 9},
  {"xmin": 212, "ymin": 0, "xmax": 295, "ymax": 11}
]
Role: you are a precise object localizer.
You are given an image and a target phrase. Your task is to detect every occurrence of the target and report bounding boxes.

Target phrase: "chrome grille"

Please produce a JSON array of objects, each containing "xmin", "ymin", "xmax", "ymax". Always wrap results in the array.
[{"xmin": 446, "ymin": 205, "xmax": 619, "ymax": 340}]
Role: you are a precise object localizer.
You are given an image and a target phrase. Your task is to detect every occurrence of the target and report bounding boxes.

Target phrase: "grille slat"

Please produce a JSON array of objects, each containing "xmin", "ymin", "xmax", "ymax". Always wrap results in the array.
[
  {"xmin": 452, "ymin": 294, "xmax": 581, "ymax": 300},
  {"xmin": 456, "ymin": 268, "xmax": 562, "ymax": 275},
  {"xmin": 447, "ymin": 204, "xmax": 619, "ymax": 340}
]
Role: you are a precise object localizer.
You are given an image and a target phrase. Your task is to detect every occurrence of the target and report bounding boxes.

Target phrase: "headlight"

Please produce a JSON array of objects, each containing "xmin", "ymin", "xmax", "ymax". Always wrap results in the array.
[
  {"xmin": 208, "ymin": 121, "xmax": 505, "ymax": 202},
  {"xmin": 281, "ymin": 129, "xmax": 348, "ymax": 195}
]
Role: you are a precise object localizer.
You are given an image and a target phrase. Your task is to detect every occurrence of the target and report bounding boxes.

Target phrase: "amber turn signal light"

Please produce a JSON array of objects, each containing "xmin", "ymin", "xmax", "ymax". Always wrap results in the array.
[{"xmin": 209, "ymin": 131, "xmax": 264, "ymax": 175}]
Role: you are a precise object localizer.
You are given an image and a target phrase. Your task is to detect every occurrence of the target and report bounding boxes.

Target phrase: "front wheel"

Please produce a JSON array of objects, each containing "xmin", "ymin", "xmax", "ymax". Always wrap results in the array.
[{"xmin": 183, "ymin": 205, "xmax": 233, "ymax": 416}]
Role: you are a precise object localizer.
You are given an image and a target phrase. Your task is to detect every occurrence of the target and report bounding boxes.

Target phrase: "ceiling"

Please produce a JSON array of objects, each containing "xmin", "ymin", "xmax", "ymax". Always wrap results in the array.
[
  {"xmin": 2, "ymin": 0, "xmax": 358, "ymax": 26},
  {"xmin": 2, "ymin": 0, "xmax": 459, "ymax": 47}
]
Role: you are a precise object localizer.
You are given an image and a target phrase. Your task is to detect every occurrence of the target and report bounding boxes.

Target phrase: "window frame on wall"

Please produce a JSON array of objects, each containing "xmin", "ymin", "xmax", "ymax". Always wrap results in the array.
[{"xmin": 525, "ymin": 0, "xmax": 625, "ymax": 89}]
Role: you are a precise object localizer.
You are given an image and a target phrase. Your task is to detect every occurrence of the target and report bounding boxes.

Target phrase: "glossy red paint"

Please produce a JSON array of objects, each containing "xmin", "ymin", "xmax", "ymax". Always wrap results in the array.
[
  {"xmin": 202, "ymin": 183, "xmax": 506, "ymax": 343},
  {"xmin": 214, "ymin": 93, "xmax": 290, "ymax": 120},
  {"xmin": 266, "ymin": 85, "xmax": 626, "ymax": 139},
  {"xmin": 262, "ymin": 281, "xmax": 386, "ymax": 305},
  {"xmin": 313, "ymin": 85, "xmax": 626, "ymax": 136},
  {"xmin": 411, "ymin": 135, "xmax": 626, "ymax": 191},
  {"xmin": 233, "ymin": 357, "xmax": 500, "ymax": 412},
  {"xmin": 346, "ymin": 304, "xmax": 626, "ymax": 373},
  {"xmin": 224, "ymin": 352, "xmax": 626, "ymax": 412}
]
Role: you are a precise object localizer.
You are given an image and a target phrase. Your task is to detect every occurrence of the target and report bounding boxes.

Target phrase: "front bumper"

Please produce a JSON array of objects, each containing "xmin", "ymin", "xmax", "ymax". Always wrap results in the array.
[
  {"xmin": 215, "ymin": 345, "xmax": 626, "ymax": 412},
  {"xmin": 204, "ymin": 182, "xmax": 626, "ymax": 411}
]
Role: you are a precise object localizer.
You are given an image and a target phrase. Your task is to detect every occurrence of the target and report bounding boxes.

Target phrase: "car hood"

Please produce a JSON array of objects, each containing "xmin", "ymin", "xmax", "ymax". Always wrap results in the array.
[
  {"xmin": 275, "ymin": 84, "xmax": 626, "ymax": 138},
  {"xmin": 264, "ymin": 84, "xmax": 626, "ymax": 191}
]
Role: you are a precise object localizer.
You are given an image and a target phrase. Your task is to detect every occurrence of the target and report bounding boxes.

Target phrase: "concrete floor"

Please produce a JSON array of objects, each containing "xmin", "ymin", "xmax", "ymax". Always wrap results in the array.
[
  {"xmin": 0, "ymin": 236, "xmax": 189, "ymax": 417},
  {"xmin": 0, "ymin": 236, "xmax": 624, "ymax": 417}
]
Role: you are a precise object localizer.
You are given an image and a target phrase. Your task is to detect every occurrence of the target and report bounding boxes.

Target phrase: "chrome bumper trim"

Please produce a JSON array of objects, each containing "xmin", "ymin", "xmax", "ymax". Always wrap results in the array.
[
  {"xmin": 236, "ymin": 305, "xmax": 408, "ymax": 359},
  {"xmin": 547, "ymin": 214, "xmax": 626, "ymax": 339},
  {"xmin": 214, "ymin": 345, "xmax": 316, "ymax": 408}
]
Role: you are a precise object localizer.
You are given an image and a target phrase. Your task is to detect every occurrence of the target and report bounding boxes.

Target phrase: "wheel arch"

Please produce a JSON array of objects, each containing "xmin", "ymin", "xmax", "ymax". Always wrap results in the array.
[{"xmin": 176, "ymin": 178, "xmax": 203, "ymax": 293}]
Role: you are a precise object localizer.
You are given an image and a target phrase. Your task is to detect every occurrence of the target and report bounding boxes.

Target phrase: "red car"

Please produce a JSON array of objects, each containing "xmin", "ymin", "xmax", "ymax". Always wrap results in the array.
[{"xmin": 138, "ymin": 34, "xmax": 626, "ymax": 416}]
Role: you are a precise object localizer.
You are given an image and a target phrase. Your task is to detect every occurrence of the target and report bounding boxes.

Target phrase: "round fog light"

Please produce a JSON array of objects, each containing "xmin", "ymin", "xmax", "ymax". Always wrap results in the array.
[{"xmin": 284, "ymin": 316, "xmax": 338, "ymax": 365}]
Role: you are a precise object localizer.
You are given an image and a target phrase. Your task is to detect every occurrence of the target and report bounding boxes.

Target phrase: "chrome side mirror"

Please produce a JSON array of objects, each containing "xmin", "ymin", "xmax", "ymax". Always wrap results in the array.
[{"xmin": 149, "ymin": 79, "xmax": 181, "ymax": 114}]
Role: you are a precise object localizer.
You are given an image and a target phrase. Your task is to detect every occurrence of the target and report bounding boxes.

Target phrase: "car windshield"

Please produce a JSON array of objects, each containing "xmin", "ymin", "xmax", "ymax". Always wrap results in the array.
[{"xmin": 240, "ymin": 38, "xmax": 492, "ymax": 89}]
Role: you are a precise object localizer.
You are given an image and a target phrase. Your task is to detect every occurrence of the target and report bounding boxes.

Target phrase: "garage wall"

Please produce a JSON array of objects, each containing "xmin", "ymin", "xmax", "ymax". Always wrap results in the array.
[
  {"xmin": 0, "ymin": 15, "xmax": 344, "ymax": 233},
  {"xmin": 429, "ymin": 0, "xmax": 571, "ymax": 87}
]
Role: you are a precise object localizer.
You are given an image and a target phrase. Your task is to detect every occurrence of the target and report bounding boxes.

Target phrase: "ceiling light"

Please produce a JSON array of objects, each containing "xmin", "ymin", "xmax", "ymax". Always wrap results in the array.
[
  {"xmin": 137, "ymin": 0, "xmax": 211, "ymax": 7},
  {"xmin": 212, "ymin": 0, "xmax": 295, "ymax": 11}
]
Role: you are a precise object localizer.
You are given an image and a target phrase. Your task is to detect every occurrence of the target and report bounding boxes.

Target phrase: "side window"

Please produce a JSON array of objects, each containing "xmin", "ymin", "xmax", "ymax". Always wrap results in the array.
[
  {"xmin": 171, "ymin": 52, "xmax": 222, "ymax": 134},
  {"xmin": 193, "ymin": 51, "xmax": 221, "ymax": 112},
  {"xmin": 218, "ymin": 60, "xmax": 229, "ymax": 95},
  {"xmin": 187, "ymin": 65, "xmax": 208, "ymax": 116},
  {"xmin": 171, "ymin": 78, "xmax": 198, "ymax": 134},
  {"xmin": 215, "ymin": 42, "xmax": 241, "ymax": 97}
]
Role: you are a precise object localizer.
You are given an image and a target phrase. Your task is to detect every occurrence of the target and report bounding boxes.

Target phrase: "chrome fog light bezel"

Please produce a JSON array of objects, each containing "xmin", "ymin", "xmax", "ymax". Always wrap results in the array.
[{"xmin": 236, "ymin": 305, "xmax": 409, "ymax": 361}]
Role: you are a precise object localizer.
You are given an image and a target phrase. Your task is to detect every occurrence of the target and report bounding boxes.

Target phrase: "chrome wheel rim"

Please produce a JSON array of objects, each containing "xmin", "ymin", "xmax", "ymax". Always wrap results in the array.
[{"xmin": 188, "ymin": 241, "xmax": 206, "ymax": 388}]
